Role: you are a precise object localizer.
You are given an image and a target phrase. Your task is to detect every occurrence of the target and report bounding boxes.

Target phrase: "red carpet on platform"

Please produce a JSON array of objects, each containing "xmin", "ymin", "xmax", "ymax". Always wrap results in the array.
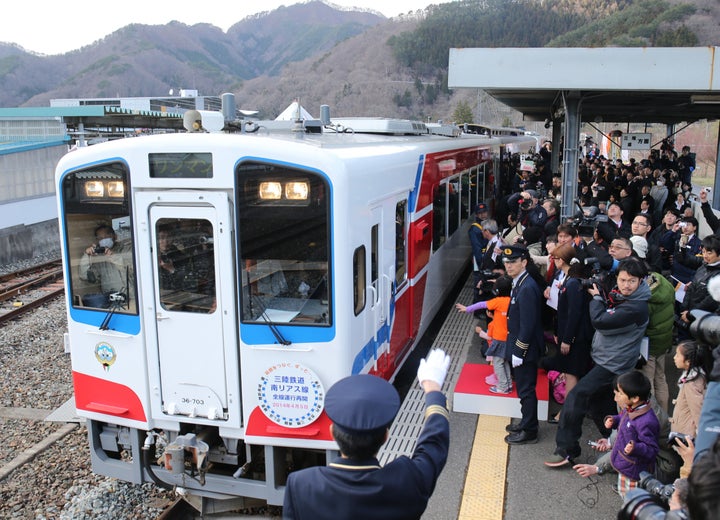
[{"xmin": 453, "ymin": 363, "xmax": 549, "ymax": 420}]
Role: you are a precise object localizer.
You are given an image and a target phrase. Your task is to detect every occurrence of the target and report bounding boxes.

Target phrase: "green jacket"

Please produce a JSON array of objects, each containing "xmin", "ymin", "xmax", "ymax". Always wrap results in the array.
[{"xmin": 645, "ymin": 272, "xmax": 675, "ymax": 356}]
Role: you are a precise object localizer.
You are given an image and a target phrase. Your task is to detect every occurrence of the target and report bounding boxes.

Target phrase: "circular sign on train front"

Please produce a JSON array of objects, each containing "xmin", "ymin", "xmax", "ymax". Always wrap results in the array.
[{"xmin": 257, "ymin": 363, "xmax": 325, "ymax": 428}]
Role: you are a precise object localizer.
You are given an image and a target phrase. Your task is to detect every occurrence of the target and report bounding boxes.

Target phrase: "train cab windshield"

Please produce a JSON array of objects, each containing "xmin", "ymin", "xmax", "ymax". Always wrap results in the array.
[
  {"xmin": 236, "ymin": 162, "xmax": 331, "ymax": 326},
  {"xmin": 60, "ymin": 163, "xmax": 137, "ymax": 314}
]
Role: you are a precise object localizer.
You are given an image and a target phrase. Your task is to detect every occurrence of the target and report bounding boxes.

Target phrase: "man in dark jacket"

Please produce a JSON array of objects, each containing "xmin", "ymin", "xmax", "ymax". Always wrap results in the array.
[
  {"xmin": 678, "ymin": 235, "xmax": 720, "ymax": 321},
  {"xmin": 596, "ymin": 202, "xmax": 632, "ymax": 244},
  {"xmin": 503, "ymin": 245, "xmax": 545, "ymax": 445},
  {"xmin": 283, "ymin": 349, "xmax": 451, "ymax": 520},
  {"xmin": 545, "ymin": 258, "xmax": 650, "ymax": 467}
]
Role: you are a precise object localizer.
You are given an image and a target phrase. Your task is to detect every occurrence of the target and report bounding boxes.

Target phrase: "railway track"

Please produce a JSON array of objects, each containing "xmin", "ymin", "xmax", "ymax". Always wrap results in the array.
[{"xmin": 0, "ymin": 258, "xmax": 65, "ymax": 325}]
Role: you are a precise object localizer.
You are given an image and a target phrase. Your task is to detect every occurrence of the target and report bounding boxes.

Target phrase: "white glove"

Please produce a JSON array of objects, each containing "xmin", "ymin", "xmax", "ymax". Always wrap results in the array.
[
  {"xmin": 512, "ymin": 355, "xmax": 523, "ymax": 368},
  {"xmin": 417, "ymin": 348, "xmax": 451, "ymax": 388}
]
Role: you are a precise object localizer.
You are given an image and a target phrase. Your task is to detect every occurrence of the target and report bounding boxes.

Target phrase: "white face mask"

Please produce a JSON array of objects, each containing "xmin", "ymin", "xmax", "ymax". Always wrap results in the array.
[{"xmin": 98, "ymin": 237, "xmax": 114, "ymax": 249}]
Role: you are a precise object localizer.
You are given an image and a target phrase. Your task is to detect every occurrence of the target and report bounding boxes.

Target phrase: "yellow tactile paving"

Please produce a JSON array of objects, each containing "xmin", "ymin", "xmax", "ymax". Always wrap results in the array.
[{"xmin": 459, "ymin": 414, "xmax": 509, "ymax": 520}]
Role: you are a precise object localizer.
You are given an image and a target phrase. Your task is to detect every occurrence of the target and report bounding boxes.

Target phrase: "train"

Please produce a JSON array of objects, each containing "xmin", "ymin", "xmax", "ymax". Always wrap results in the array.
[{"xmin": 55, "ymin": 103, "xmax": 536, "ymax": 512}]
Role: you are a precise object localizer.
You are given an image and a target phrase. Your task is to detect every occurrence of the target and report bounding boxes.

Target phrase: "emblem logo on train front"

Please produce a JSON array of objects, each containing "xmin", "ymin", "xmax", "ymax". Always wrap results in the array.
[
  {"xmin": 94, "ymin": 342, "xmax": 116, "ymax": 371},
  {"xmin": 258, "ymin": 363, "xmax": 324, "ymax": 428}
]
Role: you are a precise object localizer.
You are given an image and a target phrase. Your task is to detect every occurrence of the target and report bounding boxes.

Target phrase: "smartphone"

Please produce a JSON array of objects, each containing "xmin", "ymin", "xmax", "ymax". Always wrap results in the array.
[{"xmin": 668, "ymin": 431, "xmax": 692, "ymax": 447}]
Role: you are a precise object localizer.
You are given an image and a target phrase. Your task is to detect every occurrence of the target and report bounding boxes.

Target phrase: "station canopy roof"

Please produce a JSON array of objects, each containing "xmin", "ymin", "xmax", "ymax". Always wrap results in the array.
[
  {"xmin": 0, "ymin": 106, "xmax": 184, "ymax": 130},
  {"xmin": 448, "ymin": 47, "xmax": 720, "ymax": 125}
]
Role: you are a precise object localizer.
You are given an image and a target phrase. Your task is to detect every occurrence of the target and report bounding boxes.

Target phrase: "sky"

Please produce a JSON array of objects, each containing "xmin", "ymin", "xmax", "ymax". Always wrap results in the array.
[{"xmin": 2, "ymin": 0, "xmax": 454, "ymax": 56}]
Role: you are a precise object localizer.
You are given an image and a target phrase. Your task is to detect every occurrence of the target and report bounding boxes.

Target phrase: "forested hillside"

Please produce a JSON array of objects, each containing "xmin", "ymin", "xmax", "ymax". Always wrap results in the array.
[
  {"xmin": 389, "ymin": 0, "xmax": 699, "ymax": 72},
  {"xmin": 1, "ymin": 0, "xmax": 718, "ymax": 125}
]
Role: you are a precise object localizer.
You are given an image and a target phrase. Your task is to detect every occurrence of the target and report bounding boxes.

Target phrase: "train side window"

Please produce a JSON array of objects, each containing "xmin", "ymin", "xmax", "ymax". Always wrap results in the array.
[
  {"xmin": 433, "ymin": 184, "xmax": 446, "ymax": 252},
  {"xmin": 460, "ymin": 172, "xmax": 471, "ymax": 220},
  {"xmin": 395, "ymin": 200, "xmax": 407, "ymax": 286},
  {"xmin": 448, "ymin": 178, "xmax": 459, "ymax": 237},
  {"xmin": 353, "ymin": 246, "xmax": 366, "ymax": 315},
  {"xmin": 155, "ymin": 218, "xmax": 216, "ymax": 314},
  {"xmin": 60, "ymin": 164, "xmax": 137, "ymax": 314}
]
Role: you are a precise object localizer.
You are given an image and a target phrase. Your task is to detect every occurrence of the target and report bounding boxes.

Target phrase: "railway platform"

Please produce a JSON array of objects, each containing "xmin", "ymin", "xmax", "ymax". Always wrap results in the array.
[{"xmin": 383, "ymin": 275, "xmax": 628, "ymax": 520}]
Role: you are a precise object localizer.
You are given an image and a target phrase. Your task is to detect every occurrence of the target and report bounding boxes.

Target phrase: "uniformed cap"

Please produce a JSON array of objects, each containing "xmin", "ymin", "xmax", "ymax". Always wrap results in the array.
[
  {"xmin": 475, "ymin": 203, "xmax": 489, "ymax": 213},
  {"xmin": 501, "ymin": 245, "xmax": 529, "ymax": 262},
  {"xmin": 325, "ymin": 374, "xmax": 400, "ymax": 434}
]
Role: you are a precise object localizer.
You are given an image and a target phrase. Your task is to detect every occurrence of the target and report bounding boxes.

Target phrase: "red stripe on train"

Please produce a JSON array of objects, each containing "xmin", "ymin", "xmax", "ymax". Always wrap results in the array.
[{"xmin": 73, "ymin": 371, "xmax": 147, "ymax": 422}]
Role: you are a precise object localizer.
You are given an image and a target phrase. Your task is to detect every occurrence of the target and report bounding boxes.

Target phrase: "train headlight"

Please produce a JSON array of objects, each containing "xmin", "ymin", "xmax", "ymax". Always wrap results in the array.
[
  {"xmin": 84, "ymin": 181, "xmax": 105, "ymax": 197},
  {"xmin": 259, "ymin": 181, "xmax": 282, "ymax": 200},
  {"xmin": 107, "ymin": 181, "xmax": 125, "ymax": 198},
  {"xmin": 285, "ymin": 181, "xmax": 309, "ymax": 201}
]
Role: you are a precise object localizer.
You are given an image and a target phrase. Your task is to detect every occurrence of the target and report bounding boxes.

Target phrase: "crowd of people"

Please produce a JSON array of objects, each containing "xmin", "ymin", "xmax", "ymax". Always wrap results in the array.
[
  {"xmin": 278, "ymin": 141, "xmax": 719, "ymax": 519},
  {"xmin": 460, "ymin": 140, "xmax": 720, "ymax": 517}
]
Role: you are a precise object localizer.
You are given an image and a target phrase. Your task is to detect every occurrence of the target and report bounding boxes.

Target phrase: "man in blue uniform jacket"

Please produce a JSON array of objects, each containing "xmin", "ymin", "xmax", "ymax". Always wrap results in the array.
[
  {"xmin": 503, "ymin": 245, "xmax": 545, "ymax": 445},
  {"xmin": 282, "ymin": 349, "xmax": 451, "ymax": 520}
]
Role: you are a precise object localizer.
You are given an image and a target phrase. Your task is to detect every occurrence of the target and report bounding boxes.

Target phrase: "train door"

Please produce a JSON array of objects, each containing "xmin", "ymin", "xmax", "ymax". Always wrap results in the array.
[
  {"xmin": 369, "ymin": 206, "xmax": 393, "ymax": 372},
  {"xmin": 141, "ymin": 192, "xmax": 238, "ymax": 423}
]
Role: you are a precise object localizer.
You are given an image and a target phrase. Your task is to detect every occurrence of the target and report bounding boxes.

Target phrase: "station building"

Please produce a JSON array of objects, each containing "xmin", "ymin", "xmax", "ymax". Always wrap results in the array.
[{"xmin": 0, "ymin": 95, "xmax": 196, "ymax": 264}]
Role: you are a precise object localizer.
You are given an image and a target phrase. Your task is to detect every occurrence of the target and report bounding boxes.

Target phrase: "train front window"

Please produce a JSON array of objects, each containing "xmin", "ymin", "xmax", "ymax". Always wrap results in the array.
[
  {"xmin": 236, "ymin": 162, "xmax": 330, "ymax": 326},
  {"xmin": 61, "ymin": 163, "xmax": 137, "ymax": 314}
]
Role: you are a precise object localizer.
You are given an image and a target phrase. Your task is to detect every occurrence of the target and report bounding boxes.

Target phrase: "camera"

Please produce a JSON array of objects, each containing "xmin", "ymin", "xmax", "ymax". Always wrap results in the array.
[
  {"xmin": 617, "ymin": 472, "xmax": 689, "ymax": 520},
  {"xmin": 108, "ymin": 292, "xmax": 127, "ymax": 305},
  {"xmin": 688, "ymin": 309, "xmax": 720, "ymax": 346},
  {"xmin": 519, "ymin": 197, "xmax": 532, "ymax": 210},
  {"xmin": 571, "ymin": 199, "xmax": 608, "ymax": 237},
  {"xmin": 480, "ymin": 269, "xmax": 496, "ymax": 279},
  {"xmin": 668, "ymin": 432, "xmax": 692, "ymax": 447},
  {"xmin": 639, "ymin": 471, "xmax": 675, "ymax": 503},
  {"xmin": 580, "ymin": 257, "xmax": 606, "ymax": 290},
  {"xmin": 94, "ymin": 246, "xmax": 107, "ymax": 254}
]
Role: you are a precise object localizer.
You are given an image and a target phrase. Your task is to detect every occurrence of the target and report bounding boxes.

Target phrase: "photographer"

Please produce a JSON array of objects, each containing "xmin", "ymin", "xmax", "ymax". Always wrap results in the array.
[
  {"xmin": 545, "ymin": 258, "xmax": 651, "ymax": 468},
  {"xmin": 670, "ymin": 217, "xmax": 703, "ymax": 286},
  {"xmin": 79, "ymin": 223, "xmax": 133, "ymax": 306},
  {"xmin": 507, "ymin": 190, "xmax": 547, "ymax": 230},
  {"xmin": 678, "ymin": 236, "xmax": 720, "ymax": 325}
]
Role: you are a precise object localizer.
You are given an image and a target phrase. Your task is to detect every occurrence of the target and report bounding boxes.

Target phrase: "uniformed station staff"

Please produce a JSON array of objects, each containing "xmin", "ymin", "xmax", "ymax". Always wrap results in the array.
[{"xmin": 283, "ymin": 349, "xmax": 451, "ymax": 520}]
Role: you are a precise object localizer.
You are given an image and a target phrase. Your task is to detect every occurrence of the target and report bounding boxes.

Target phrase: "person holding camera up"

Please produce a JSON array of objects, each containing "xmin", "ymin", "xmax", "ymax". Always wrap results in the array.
[
  {"xmin": 545, "ymin": 258, "xmax": 651, "ymax": 468},
  {"xmin": 79, "ymin": 223, "xmax": 133, "ymax": 305}
]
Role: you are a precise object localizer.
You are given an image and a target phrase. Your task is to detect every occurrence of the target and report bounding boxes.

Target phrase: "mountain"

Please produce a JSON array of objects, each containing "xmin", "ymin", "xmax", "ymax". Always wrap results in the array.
[
  {"xmin": 0, "ymin": 1, "xmax": 385, "ymax": 108},
  {"xmin": 1, "ymin": 0, "xmax": 719, "ymax": 125}
]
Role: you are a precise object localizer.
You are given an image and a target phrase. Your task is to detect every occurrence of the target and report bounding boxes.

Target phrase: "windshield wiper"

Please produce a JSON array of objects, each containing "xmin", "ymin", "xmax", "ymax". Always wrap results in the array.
[{"xmin": 252, "ymin": 294, "xmax": 291, "ymax": 346}]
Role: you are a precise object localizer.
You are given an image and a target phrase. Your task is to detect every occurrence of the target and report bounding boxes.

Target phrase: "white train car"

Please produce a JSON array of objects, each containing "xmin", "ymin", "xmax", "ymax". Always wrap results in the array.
[{"xmin": 56, "ymin": 112, "xmax": 534, "ymax": 510}]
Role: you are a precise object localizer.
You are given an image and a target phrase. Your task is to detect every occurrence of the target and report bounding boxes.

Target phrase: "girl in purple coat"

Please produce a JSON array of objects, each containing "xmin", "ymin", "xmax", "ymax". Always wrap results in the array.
[{"xmin": 604, "ymin": 371, "xmax": 660, "ymax": 498}]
